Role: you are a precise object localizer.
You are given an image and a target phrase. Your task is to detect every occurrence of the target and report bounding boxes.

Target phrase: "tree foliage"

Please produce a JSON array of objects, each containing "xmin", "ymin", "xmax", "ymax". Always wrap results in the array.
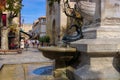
[
  {"xmin": 0, "ymin": 0, "xmax": 6, "ymax": 11},
  {"xmin": 5, "ymin": 0, "xmax": 23, "ymax": 24},
  {"xmin": 6, "ymin": 0, "xmax": 22, "ymax": 18}
]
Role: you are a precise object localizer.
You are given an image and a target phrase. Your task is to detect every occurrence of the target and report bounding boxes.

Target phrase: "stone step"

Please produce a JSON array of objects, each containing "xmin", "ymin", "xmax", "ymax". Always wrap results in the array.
[
  {"xmin": 74, "ymin": 57, "xmax": 120, "ymax": 80},
  {"xmin": 83, "ymin": 27, "xmax": 120, "ymax": 39},
  {"xmin": 71, "ymin": 39, "xmax": 120, "ymax": 55}
]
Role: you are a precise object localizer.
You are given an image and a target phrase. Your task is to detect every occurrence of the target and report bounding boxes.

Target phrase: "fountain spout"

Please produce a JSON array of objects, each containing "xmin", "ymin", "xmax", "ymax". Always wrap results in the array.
[{"xmin": 62, "ymin": 24, "xmax": 83, "ymax": 43}]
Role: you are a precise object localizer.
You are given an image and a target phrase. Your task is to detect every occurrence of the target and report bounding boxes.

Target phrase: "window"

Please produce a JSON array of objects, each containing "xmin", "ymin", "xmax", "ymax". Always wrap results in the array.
[{"xmin": 2, "ymin": 14, "xmax": 7, "ymax": 26}]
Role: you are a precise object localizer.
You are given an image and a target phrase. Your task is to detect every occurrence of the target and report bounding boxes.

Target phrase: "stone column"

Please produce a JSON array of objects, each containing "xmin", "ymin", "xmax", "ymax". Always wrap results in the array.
[{"xmin": 94, "ymin": 0, "xmax": 101, "ymax": 22}]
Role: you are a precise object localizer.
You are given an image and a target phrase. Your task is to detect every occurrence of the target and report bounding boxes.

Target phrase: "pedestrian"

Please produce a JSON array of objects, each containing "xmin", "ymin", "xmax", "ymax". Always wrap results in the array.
[
  {"xmin": 36, "ymin": 40, "xmax": 39, "ymax": 48},
  {"xmin": 32, "ymin": 40, "xmax": 35, "ymax": 48},
  {"xmin": 35, "ymin": 40, "xmax": 37, "ymax": 47},
  {"xmin": 20, "ymin": 39, "xmax": 24, "ymax": 49},
  {"xmin": 25, "ymin": 40, "xmax": 29, "ymax": 51},
  {"xmin": 10, "ymin": 42, "xmax": 15, "ymax": 49},
  {"xmin": 27, "ymin": 39, "xmax": 31, "ymax": 47}
]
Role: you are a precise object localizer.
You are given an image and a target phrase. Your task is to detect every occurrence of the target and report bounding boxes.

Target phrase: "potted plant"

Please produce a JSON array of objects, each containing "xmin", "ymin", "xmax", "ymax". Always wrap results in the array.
[
  {"xmin": 39, "ymin": 36, "xmax": 44, "ymax": 46},
  {"xmin": 45, "ymin": 35, "xmax": 50, "ymax": 46},
  {"xmin": 39, "ymin": 35, "xmax": 50, "ymax": 46}
]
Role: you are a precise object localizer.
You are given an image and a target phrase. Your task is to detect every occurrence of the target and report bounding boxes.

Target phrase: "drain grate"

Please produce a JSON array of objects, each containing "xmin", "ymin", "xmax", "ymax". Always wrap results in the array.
[{"xmin": 33, "ymin": 66, "xmax": 54, "ymax": 75}]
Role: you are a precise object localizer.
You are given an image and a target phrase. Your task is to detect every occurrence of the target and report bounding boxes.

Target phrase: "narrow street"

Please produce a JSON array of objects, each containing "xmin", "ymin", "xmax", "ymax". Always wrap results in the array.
[{"xmin": 0, "ymin": 47, "xmax": 55, "ymax": 80}]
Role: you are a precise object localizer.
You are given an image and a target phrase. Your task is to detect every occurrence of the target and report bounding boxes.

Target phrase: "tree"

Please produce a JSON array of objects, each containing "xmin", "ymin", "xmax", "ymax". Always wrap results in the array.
[
  {"xmin": 5, "ymin": 0, "xmax": 22, "ymax": 25},
  {"xmin": 0, "ymin": 0, "xmax": 6, "ymax": 26},
  {"xmin": 0, "ymin": 0, "xmax": 22, "ymax": 50}
]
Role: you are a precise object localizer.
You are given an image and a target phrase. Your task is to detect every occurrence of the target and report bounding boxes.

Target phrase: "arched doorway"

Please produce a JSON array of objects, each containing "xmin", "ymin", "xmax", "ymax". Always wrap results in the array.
[{"xmin": 52, "ymin": 20, "xmax": 56, "ymax": 45}]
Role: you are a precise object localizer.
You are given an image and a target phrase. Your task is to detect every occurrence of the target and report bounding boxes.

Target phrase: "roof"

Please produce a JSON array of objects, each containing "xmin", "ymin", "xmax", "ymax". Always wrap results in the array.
[{"xmin": 38, "ymin": 16, "xmax": 46, "ymax": 20}]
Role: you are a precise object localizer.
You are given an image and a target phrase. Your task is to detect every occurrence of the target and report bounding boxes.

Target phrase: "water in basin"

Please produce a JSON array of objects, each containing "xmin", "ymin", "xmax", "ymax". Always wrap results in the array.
[{"xmin": 33, "ymin": 66, "xmax": 54, "ymax": 75}]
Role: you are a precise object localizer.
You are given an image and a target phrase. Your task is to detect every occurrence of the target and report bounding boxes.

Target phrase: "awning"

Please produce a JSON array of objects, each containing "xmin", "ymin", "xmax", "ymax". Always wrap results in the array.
[{"xmin": 20, "ymin": 30, "xmax": 32, "ymax": 38}]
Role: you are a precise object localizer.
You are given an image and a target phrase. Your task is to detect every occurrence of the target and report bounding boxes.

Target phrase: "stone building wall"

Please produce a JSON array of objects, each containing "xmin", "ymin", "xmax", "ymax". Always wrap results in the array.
[
  {"xmin": 32, "ymin": 16, "xmax": 46, "ymax": 39},
  {"xmin": 46, "ymin": 0, "xmax": 75, "ymax": 45},
  {"xmin": 21, "ymin": 24, "xmax": 32, "ymax": 39}
]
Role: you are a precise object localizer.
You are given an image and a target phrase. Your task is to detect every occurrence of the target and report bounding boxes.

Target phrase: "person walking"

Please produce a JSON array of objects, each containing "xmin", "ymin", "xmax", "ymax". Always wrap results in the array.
[
  {"xmin": 20, "ymin": 39, "xmax": 24, "ymax": 49},
  {"xmin": 27, "ymin": 39, "xmax": 31, "ymax": 48},
  {"xmin": 25, "ymin": 40, "xmax": 29, "ymax": 51},
  {"xmin": 32, "ymin": 40, "xmax": 35, "ymax": 48},
  {"xmin": 36, "ymin": 40, "xmax": 39, "ymax": 48}
]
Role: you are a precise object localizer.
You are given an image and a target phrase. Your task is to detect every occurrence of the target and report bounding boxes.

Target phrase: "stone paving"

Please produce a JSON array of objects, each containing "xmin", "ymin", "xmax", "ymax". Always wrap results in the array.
[
  {"xmin": 0, "ymin": 63, "xmax": 55, "ymax": 80},
  {"xmin": 0, "ymin": 47, "xmax": 69, "ymax": 80},
  {"xmin": 0, "ymin": 47, "xmax": 53, "ymax": 65},
  {"xmin": 0, "ymin": 47, "xmax": 55, "ymax": 80}
]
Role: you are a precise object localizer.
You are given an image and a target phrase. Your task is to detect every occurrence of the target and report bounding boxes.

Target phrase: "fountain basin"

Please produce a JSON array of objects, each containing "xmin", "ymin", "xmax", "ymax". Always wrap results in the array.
[{"xmin": 39, "ymin": 46, "xmax": 76, "ymax": 60}]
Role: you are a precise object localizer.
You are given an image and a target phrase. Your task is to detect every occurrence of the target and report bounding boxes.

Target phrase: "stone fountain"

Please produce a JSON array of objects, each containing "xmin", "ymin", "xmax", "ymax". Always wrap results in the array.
[
  {"xmin": 39, "ymin": 0, "xmax": 120, "ymax": 79},
  {"xmin": 39, "ymin": 43, "xmax": 78, "ymax": 79},
  {"xmin": 39, "ymin": 41, "xmax": 78, "ymax": 68},
  {"xmin": 67, "ymin": 0, "xmax": 120, "ymax": 80}
]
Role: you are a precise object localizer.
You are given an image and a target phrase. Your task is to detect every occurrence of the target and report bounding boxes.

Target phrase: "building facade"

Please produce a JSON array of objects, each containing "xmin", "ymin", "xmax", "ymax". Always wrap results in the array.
[
  {"xmin": 46, "ymin": 0, "xmax": 75, "ymax": 45},
  {"xmin": 32, "ymin": 16, "xmax": 46, "ymax": 39},
  {"xmin": 20, "ymin": 24, "xmax": 32, "ymax": 39}
]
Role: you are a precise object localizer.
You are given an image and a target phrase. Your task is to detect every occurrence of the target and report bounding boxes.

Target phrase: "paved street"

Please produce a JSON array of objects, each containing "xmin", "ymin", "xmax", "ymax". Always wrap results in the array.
[
  {"xmin": 0, "ymin": 47, "xmax": 53, "ymax": 65},
  {"xmin": 0, "ymin": 47, "xmax": 55, "ymax": 80},
  {"xmin": 0, "ymin": 47, "xmax": 69, "ymax": 80}
]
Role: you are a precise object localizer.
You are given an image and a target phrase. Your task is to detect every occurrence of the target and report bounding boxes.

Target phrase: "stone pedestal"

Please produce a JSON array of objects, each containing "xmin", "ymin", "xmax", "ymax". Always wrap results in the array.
[
  {"xmin": 69, "ymin": 39, "xmax": 120, "ymax": 80},
  {"xmin": 69, "ymin": 28, "xmax": 120, "ymax": 80},
  {"xmin": 74, "ymin": 57, "xmax": 120, "ymax": 80},
  {"xmin": 68, "ymin": 0, "xmax": 120, "ymax": 79}
]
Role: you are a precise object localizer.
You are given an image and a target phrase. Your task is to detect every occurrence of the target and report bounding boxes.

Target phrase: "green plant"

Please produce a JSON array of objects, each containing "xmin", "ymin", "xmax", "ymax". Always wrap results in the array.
[
  {"xmin": 39, "ymin": 36, "xmax": 50, "ymax": 43},
  {"xmin": 6, "ymin": 0, "xmax": 23, "ymax": 25},
  {"xmin": 39, "ymin": 36, "xmax": 44, "ymax": 42},
  {"xmin": 45, "ymin": 35, "xmax": 50, "ymax": 43},
  {"xmin": 39, "ymin": 36, "xmax": 50, "ymax": 46}
]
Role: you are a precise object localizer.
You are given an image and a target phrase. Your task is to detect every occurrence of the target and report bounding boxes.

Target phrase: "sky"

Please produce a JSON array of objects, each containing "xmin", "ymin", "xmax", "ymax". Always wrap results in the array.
[{"xmin": 21, "ymin": 0, "xmax": 46, "ymax": 24}]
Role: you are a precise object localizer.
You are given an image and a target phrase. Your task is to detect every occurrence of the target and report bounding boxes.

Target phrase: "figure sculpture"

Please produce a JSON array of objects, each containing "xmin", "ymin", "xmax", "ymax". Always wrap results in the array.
[
  {"xmin": 62, "ymin": 0, "xmax": 120, "ymax": 79},
  {"xmin": 62, "ymin": 0, "xmax": 84, "ymax": 42},
  {"xmin": 62, "ymin": 0, "xmax": 98, "ymax": 42}
]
